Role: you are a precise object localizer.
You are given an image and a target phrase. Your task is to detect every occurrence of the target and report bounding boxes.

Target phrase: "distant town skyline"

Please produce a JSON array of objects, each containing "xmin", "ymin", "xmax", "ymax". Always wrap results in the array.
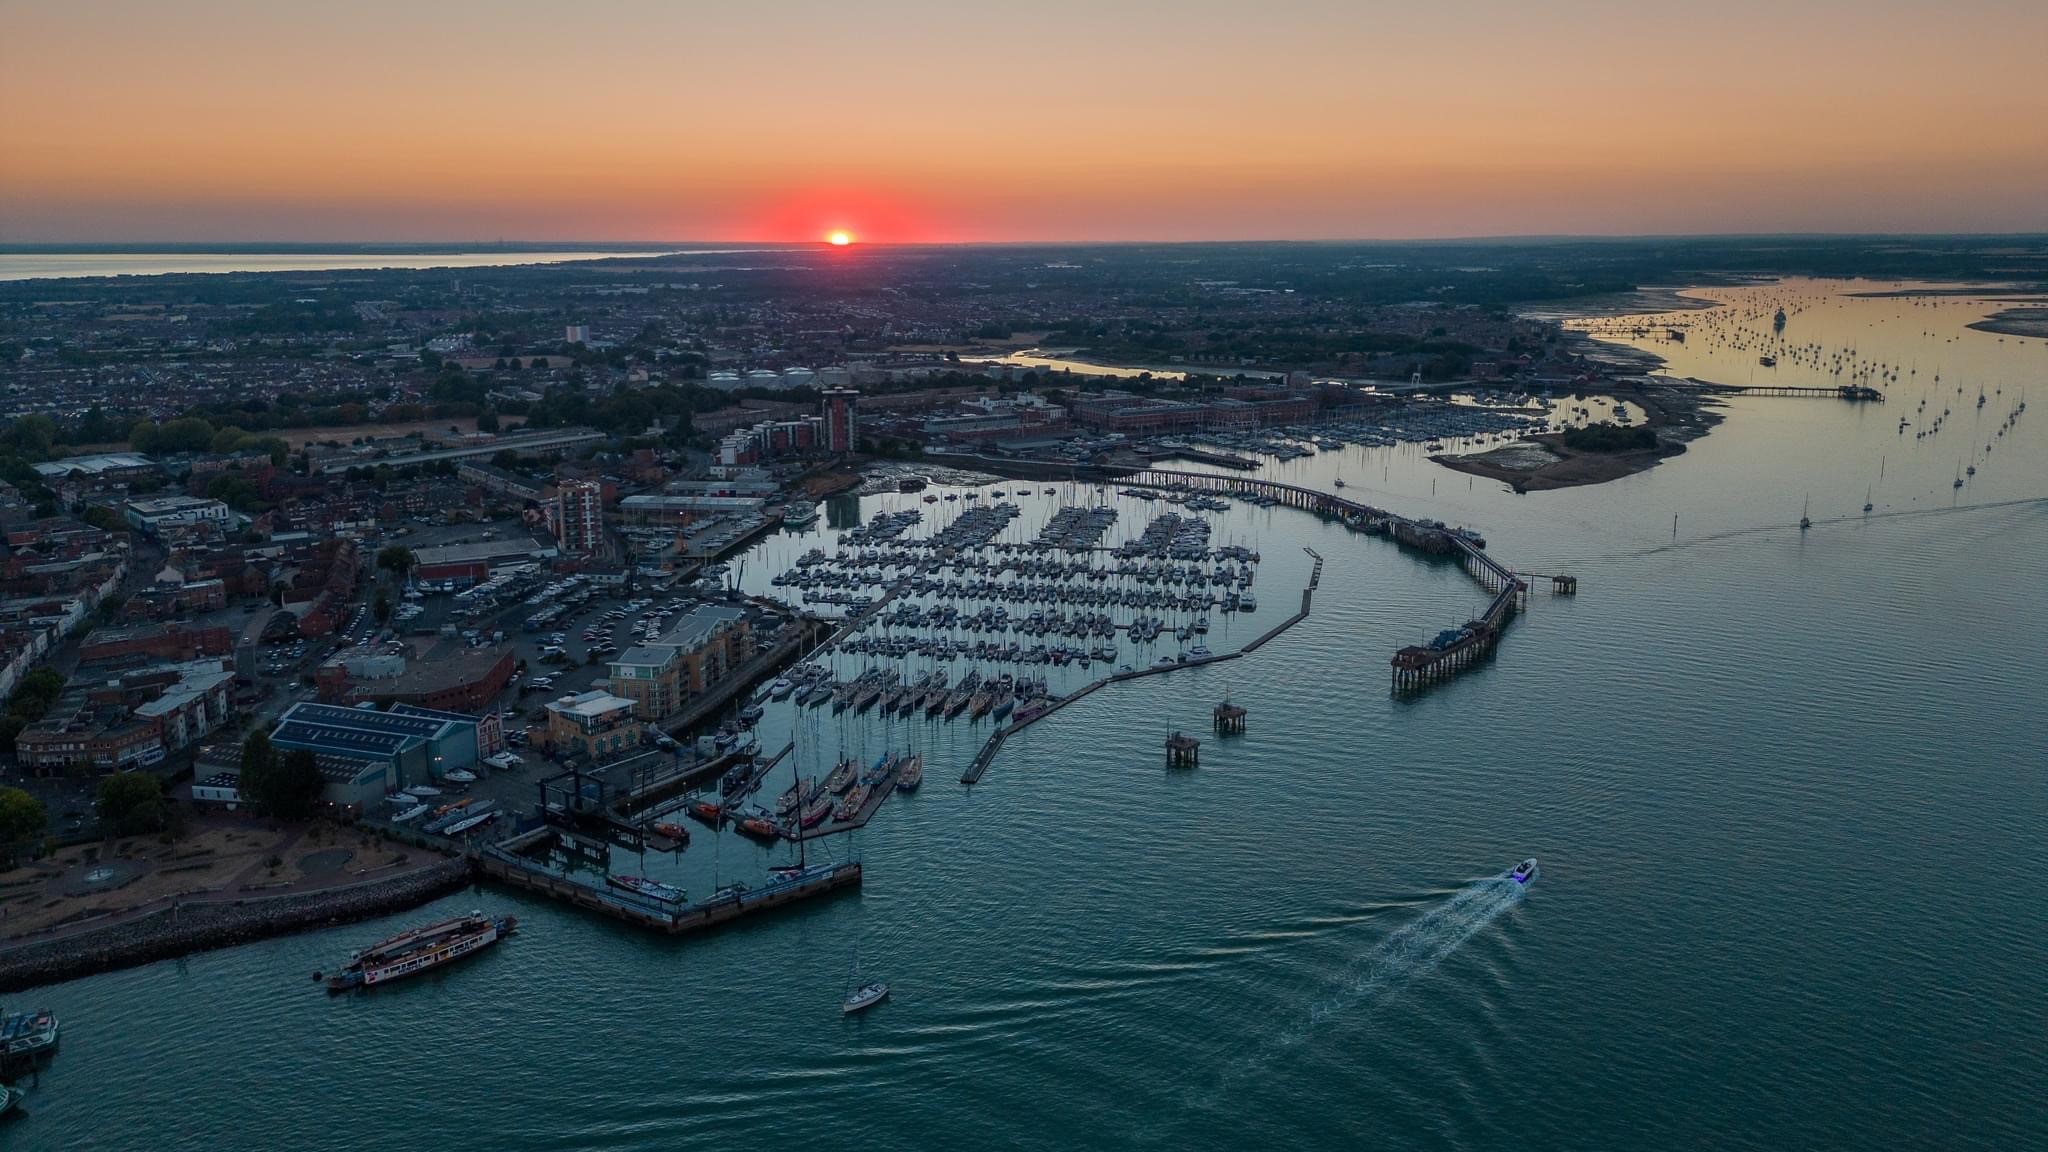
[{"xmin": 5, "ymin": 0, "xmax": 2046, "ymax": 243}]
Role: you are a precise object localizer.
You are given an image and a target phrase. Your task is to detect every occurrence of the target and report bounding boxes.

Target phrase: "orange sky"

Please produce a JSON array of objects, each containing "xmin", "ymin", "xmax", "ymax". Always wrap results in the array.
[{"xmin": 4, "ymin": 0, "xmax": 2046, "ymax": 242}]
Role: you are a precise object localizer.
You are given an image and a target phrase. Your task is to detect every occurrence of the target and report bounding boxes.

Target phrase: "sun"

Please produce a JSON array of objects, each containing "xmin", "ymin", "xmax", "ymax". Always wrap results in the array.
[{"xmin": 828, "ymin": 231, "xmax": 852, "ymax": 246}]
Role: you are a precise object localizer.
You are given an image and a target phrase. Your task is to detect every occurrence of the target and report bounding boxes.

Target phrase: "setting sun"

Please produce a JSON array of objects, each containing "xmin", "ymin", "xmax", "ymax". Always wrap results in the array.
[{"xmin": 828, "ymin": 231, "xmax": 852, "ymax": 246}]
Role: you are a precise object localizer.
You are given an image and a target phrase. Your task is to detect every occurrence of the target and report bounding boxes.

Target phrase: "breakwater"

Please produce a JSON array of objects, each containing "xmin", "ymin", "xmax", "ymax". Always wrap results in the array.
[{"xmin": 0, "ymin": 857, "xmax": 472, "ymax": 993}]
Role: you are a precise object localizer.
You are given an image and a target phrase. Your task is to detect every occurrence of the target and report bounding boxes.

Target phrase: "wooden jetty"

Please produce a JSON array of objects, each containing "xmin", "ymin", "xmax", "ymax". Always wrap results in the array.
[{"xmin": 1734, "ymin": 384, "xmax": 1884, "ymax": 401}]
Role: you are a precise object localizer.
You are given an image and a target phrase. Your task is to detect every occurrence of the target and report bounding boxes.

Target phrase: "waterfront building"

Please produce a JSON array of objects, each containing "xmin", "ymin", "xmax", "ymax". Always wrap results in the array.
[
  {"xmin": 604, "ymin": 603, "xmax": 752, "ymax": 720},
  {"xmin": 542, "ymin": 689, "xmax": 643, "ymax": 759},
  {"xmin": 823, "ymin": 387, "xmax": 859, "ymax": 453},
  {"xmin": 271, "ymin": 700, "xmax": 483, "ymax": 785}
]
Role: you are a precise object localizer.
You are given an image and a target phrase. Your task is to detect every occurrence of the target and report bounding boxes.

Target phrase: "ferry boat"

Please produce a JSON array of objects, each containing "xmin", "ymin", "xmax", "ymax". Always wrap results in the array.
[
  {"xmin": 608, "ymin": 874, "xmax": 686, "ymax": 903},
  {"xmin": 1511, "ymin": 858, "xmax": 1538, "ymax": 885},
  {"xmin": 896, "ymin": 754, "xmax": 924, "ymax": 791},
  {"xmin": 321, "ymin": 912, "xmax": 515, "ymax": 992},
  {"xmin": 0, "ymin": 1009, "xmax": 59, "ymax": 1059}
]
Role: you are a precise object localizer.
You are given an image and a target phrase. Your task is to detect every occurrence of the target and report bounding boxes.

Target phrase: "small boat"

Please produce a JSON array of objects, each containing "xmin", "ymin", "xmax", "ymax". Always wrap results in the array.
[
  {"xmin": 834, "ymin": 782, "xmax": 871, "ymax": 822},
  {"xmin": 738, "ymin": 703, "xmax": 764, "ymax": 724},
  {"xmin": 1511, "ymin": 858, "xmax": 1538, "ymax": 886},
  {"xmin": 441, "ymin": 769, "xmax": 477, "ymax": 784},
  {"xmin": 391, "ymin": 802, "xmax": 431, "ymax": 824},
  {"xmin": 319, "ymin": 912, "xmax": 515, "ymax": 992},
  {"xmin": 825, "ymin": 757, "xmax": 859, "ymax": 795},
  {"xmin": 0, "ymin": 1083, "xmax": 22, "ymax": 1116},
  {"xmin": 689, "ymin": 799, "xmax": 726, "ymax": 826},
  {"xmin": 800, "ymin": 794, "xmax": 834, "ymax": 828},
  {"xmin": 736, "ymin": 814, "xmax": 783, "ymax": 841},
  {"xmin": 842, "ymin": 981, "xmax": 890, "ymax": 1015},
  {"xmin": 652, "ymin": 821, "xmax": 691, "ymax": 844},
  {"xmin": 403, "ymin": 785, "xmax": 442, "ymax": 798},
  {"xmin": 896, "ymin": 754, "xmax": 924, "ymax": 791},
  {"xmin": 608, "ymin": 874, "xmax": 686, "ymax": 903},
  {"xmin": 0, "ymin": 1009, "xmax": 59, "ymax": 1059}
]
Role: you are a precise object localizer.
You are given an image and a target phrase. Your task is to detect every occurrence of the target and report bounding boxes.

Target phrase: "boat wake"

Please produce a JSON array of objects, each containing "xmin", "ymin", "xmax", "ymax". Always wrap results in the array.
[
  {"xmin": 1289, "ymin": 870, "xmax": 1525, "ymax": 1040},
  {"xmin": 1167, "ymin": 868, "xmax": 1529, "ymax": 1122}
]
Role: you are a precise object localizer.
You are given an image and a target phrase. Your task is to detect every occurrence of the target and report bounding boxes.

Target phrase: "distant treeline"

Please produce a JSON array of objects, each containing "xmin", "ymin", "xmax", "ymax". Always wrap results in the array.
[{"xmin": 1560, "ymin": 423, "xmax": 1657, "ymax": 453}]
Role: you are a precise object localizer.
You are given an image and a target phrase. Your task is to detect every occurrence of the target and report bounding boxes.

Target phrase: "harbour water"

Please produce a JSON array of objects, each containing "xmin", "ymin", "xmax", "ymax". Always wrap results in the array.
[{"xmin": 11, "ymin": 280, "xmax": 2047, "ymax": 1150}]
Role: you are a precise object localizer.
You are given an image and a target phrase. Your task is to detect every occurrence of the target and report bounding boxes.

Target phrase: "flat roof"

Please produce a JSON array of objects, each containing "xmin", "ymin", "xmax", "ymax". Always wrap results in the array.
[
  {"xmin": 272, "ymin": 720, "xmax": 419, "ymax": 758},
  {"xmin": 281, "ymin": 701, "xmax": 463, "ymax": 739},
  {"xmin": 126, "ymin": 495, "xmax": 227, "ymax": 514},
  {"xmin": 658, "ymin": 603, "xmax": 744, "ymax": 651},
  {"xmin": 546, "ymin": 690, "xmax": 635, "ymax": 719},
  {"xmin": 611, "ymin": 646, "xmax": 676, "ymax": 668},
  {"xmin": 413, "ymin": 538, "xmax": 555, "ymax": 567},
  {"xmin": 34, "ymin": 453, "xmax": 156, "ymax": 477}
]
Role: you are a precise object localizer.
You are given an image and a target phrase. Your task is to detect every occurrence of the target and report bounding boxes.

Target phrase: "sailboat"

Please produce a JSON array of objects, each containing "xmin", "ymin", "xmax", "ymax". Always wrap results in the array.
[
  {"xmin": 1862, "ymin": 485, "xmax": 1873, "ymax": 514},
  {"xmin": 1799, "ymin": 495, "xmax": 1812, "ymax": 531},
  {"xmin": 842, "ymin": 861, "xmax": 889, "ymax": 1014}
]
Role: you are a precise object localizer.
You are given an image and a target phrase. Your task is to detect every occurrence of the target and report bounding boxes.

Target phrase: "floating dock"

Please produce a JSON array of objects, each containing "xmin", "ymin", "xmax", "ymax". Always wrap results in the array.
[{"xmin": 476, "ymin": 839, "xmax": 861, "ymax": 935}]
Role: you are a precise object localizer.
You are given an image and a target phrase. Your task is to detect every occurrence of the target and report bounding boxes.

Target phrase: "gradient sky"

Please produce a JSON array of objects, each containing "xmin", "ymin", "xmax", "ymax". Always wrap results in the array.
[{"xmin": 4, "ymin": 0, "xmax": 2047, "ymax": 243}]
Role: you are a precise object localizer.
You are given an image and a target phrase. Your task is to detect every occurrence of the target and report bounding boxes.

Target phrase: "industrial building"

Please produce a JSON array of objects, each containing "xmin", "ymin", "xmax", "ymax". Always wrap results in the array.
[
  {"xmin": 122, "ymin": 495, "xmax": 232, "ymax": 536},
  {"xmin": 270, "ymin": 700, "xmax": 485, "ymax": 787}
]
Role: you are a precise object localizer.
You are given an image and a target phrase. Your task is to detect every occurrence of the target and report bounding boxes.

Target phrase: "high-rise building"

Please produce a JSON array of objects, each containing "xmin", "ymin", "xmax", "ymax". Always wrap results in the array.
[
  {"xmin": 554, "ymin": 479, "xmax": 603, "ymax": 555},
  {"xmin": 565, "ymin": 324, "xmax": 590, "ymax": 344},
  {"xmin": 823, "ymin": 388, "xmax": 859, "ymax": 454}
]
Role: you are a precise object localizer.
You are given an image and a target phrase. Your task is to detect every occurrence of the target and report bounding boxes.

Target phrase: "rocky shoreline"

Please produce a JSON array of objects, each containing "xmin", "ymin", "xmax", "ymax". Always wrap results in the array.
[{"xmin": 0, "ymin": 857, "xmax": 474, "ymax": 994}]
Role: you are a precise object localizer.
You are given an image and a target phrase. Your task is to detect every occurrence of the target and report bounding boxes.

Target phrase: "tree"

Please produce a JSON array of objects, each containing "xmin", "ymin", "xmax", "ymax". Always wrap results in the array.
[
  {"xmin": 96, "ymin": 772, "xmax": 168, "ymax": 837},
  {"xmin": 374, "ymin": 589, "xmax": 392, "ymax": 623},
  {"xmin": 475, "ymin": 410, "xmax": 500, "ymax": 434},
  {"xmin": 375, "ymin": 545, "xmax": 414, "ymax": 578},
  {"xmin": 259, "ymin": 748, "xmax": 324, "ymax": 821},
  {"xmin": 0, "ymin": 786, "xmax": 46, "ymax": 855},
  {"xmin": 240, "ymin": 729, "xmax": 275, "ymax": 806}
]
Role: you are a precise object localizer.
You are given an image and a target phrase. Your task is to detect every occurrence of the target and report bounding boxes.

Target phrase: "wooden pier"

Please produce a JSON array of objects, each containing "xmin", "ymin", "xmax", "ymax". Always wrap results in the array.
[
  {"xmin": 1213, "ymin": 700, "xmax": 1246, "ymax": 734},
  {"xmin": 1165, "ymin": 732, "xmax": 1200, "ymax": 768},
  {"xmin": 1733, "ymin": 384, "xmax": 1884, "ymax": 401}
]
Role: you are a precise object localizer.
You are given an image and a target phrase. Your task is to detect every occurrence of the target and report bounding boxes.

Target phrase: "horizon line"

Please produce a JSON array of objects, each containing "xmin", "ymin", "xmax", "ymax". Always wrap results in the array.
[{"xmin": 8, "ymin": 230, "xmax": 2048, "ymax": 253}]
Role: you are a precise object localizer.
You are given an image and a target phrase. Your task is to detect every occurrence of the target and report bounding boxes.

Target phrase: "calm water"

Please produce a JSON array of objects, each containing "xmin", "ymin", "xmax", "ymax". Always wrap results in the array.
[
  {"xmin": 0, "ymin": 251, "xmax": 722, "ymax": 281},
  {"xmin": 13, "ymin": 280, "xmax": 2047, "ymax": 1150}
]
